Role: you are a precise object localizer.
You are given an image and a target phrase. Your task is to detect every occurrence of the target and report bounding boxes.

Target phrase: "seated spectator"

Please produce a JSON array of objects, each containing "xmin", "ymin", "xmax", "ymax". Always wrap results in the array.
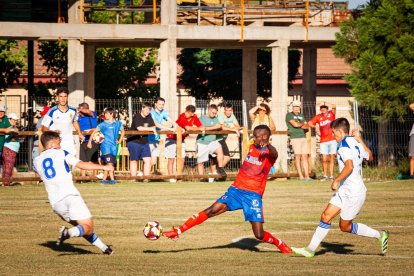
[
  {"xmin": 165, "ymin": 105, "xmax": 204, "ymax": 183},
  {"xmin": 88, "ymin": 107, "xmax": 124, "ymax": 185},
  {"xmin": 2, "ymin": 113, "xmax": 20, "ymax": 186},
  {"xmin": 77, "ymin": 103, "xmax": 100, "ymax": 180},
  {"xmin": 215, "ymin": 103, "xmax": 240, "ymax": 167},
  {"xmin": 197, "ymin": 104, "xmax": 227, "ymax": 181},
  {"xmin": 249, "ymin": 103, "xmax": 276, "ymax": 131},
  {"xmin": 126, "ymin": 102, "xmax": 156, "ymax": 181}
]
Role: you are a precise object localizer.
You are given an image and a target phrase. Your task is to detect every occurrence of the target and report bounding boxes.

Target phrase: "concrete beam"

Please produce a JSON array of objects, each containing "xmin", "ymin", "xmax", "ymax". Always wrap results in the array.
[{"xmin": 0, "ymin": 22, "xmax": 339, "ymax": 43}]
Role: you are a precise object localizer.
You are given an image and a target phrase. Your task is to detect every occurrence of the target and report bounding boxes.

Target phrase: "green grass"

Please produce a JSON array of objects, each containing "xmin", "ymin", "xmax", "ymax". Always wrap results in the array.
[{"xmin": 1, "ymin": 179, "xmax": 414, "ymax": 274}]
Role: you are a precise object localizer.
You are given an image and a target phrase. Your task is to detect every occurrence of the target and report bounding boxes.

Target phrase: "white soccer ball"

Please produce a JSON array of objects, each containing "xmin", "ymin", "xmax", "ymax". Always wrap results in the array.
[
  {"xmin": 143, "ymin": 221, "xmax": 163, "ymax": 240},
  {"xmin": 92, "ymin": 132, "xmax": 105, "ymax": 144}
]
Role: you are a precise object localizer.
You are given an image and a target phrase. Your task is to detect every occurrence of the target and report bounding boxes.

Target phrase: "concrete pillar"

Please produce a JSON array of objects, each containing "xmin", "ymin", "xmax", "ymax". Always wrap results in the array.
[
  {"xmin": 84, "ymin": 44, "xmax": 95, "ymax": 109},
  {"xmin": 161, "ymin": 0, "xmax": 177, "ymax": 25},
  {"xmin": 302, "ymin": 48, "xmax": 317, "ymax": 167},
  {"xmin": 302, "ymin": 48, "xmax": 317, "ymax": 116},
  {"xmin": 242, "ymin": 48, "xmax": 257, "ymax": 106},
  {"xmin": 159, "ymin": 39, "xmax": 178, "ymax": 117},
  {"xmin": 68, "ymin": 0, "xmax": 84, "ymax": 106},
  {"xmin": 270, "ymin": 40, "xmax": 290, "ymax": 173}
]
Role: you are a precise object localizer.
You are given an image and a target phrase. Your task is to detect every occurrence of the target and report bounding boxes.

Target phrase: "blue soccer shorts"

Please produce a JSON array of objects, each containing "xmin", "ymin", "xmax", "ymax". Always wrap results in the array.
[{"xmin": 217, "ymin": 186, "xmax": 264, "ymax": 223}]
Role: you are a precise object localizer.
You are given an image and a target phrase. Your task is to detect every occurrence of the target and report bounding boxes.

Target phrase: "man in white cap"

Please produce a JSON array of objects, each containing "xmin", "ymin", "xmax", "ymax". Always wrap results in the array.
[
  {"xmin": 285, "ymin": 101, "xmax": 313, "ymax": 181},
  {"xmin": 0, "ymin": 105, "xmax": 11, "ymax": 170}
]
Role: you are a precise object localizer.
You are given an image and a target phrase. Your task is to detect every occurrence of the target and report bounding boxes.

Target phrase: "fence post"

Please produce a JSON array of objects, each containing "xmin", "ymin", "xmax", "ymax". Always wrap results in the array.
[
  {"xmin": 242, "ymin": 126, "xmax": 249, "ymax": 164},
  {"xmin": 128, "ymin": 97, "xmax": 132, "ymax": 128},
  {"xmin": 176, "ymin": 127, "xmax": 183, "ymax": 175}
]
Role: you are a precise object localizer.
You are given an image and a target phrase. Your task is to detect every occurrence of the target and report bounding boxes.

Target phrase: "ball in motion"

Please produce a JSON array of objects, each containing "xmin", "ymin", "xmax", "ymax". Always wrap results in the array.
[
  {"xmin": 92, "ymin": 132, "xmax": 105, "ymax": 144},
  {"xmin": 143, "ymin": 221, "xmax": 163, "ymax": 240}
]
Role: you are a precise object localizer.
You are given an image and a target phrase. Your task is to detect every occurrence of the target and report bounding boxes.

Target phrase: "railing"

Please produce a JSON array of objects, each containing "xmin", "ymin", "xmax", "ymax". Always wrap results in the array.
[{"xmin": 0, "ymin": 128, "xmax": 294, "ymax": 184}]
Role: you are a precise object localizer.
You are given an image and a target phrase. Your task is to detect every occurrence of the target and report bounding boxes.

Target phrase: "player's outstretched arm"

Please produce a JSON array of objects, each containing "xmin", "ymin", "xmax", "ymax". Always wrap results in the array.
[{"xmin": 76, "ymin": 161, "xmax": 114, "ymax": 172}]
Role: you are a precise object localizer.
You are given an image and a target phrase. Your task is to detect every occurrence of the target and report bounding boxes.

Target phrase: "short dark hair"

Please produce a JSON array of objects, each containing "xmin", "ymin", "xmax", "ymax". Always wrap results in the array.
[
  {"xmin": 56, "ymin": 87, "xmax": 69, "ymax": 96},
  {"xmin": 253, "ymin": 124, "xmax": 271, "ymax": 136},
  {"xmin": 155, "ymin": 97, "xmax": 165, "ymax": 103},
  {"xmin": 330, "ymin": 117, "xmax": 350, "ymax": 134},
  {"xmin": 224, "ymin": 103, "xmax": 233, "ymax": 109},
  {"xmin": 104, "ymin": 107, "xmax": 115, "ymax": 115},
  {"xmin": 79, "ymin": 102, "xmax": 89, "ymax": 109},
  {"xmin": 40, "ymin": 131, "xmax": 60, "ymax": 148},
  {"xmin": 209, "ymin": 104, "xmax": 218, "ymax": 111},
  {"xmin": 185, "ymin": 105, "xmax": 196, "ymax": 113},
  {"xmin": 142, "ymin": 102, "xmax": 152, "ymax": 109}
]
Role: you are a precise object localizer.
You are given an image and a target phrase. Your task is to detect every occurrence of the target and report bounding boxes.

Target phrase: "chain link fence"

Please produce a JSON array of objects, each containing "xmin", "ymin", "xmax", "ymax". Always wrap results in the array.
[{"xmin": 4, "ymin": 96, "xmax": 413, "ymax": 178}]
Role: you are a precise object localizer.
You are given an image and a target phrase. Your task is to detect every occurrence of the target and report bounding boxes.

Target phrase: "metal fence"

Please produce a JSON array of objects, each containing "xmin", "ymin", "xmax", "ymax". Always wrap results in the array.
[{"xmin": 4, "ymin": 96, "xmax": 414, "ymax": 177}]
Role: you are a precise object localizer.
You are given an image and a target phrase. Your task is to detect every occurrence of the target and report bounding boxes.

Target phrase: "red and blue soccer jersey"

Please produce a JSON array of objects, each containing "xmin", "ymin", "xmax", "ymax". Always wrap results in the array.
[{"xmin": 233, "ymin": 144, "xmax": 277, "ymax": 197}]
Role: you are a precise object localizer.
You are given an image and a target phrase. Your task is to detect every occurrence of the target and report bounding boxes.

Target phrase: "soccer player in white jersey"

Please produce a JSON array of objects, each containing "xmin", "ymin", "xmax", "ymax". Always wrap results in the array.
[
  {"xmin": 292, "ymin": 118, "xmax": 389, "ymax": 257},
  {"xmin": 41, "ymin": 87, "xmax": 85, "ymax": 155},
  {"xmin": 34, "ymin": 131, "xmax": 114, "ymax": 255}
]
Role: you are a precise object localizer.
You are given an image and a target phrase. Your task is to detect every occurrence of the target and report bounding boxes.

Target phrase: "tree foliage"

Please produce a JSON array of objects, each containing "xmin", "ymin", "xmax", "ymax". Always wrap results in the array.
[
  {"xmin": 178, "ymin": 48, "xmax": 301, "ymax": 100},
  {"xmin": 0, "ymin": 40, "xmax": 26, "ymax": 92},
  {"xmin": 333, "ymin": 0, "xmax": 414, "ymax": 121},
  {"xmin": 37, "ymin": 0, "xmax": 158, "ymax": 99}
]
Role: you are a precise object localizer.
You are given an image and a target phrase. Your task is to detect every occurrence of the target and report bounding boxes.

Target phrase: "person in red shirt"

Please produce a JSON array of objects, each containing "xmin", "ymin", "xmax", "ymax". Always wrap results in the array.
[
  {"xmin": 308, "ymin": 102, "xmax": 337, "ymax": 181},
  {"xmin": 165, "ymin": 105, "xmax": 205, "ymax": 182},
  {"xmin": 162, "ymin": 125, "xmax": 292, "ymax": 254}
]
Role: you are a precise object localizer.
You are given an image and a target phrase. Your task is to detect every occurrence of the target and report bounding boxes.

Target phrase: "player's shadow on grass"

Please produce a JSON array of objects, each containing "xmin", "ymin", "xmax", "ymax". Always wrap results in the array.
[
  {"xmin": 40, "ymin": 241, "xmax": 97, "ymax": 255},
  {"xmin": 316, "ymin": 242, "xmax": 354, "ymax": 256},
  {"xmin": 144, "ymin": 238, "xmax": 271, "ymax": 254}
]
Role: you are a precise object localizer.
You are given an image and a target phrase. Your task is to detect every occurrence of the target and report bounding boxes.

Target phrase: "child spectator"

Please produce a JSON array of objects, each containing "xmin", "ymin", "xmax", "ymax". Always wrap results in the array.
[
  {"xmin": 2, "ymin": 113, "xmax": 21, "ymax": 186},
  {"xmin": 88, "ymin": 108, "xmax": 124, "ymax": 185}
]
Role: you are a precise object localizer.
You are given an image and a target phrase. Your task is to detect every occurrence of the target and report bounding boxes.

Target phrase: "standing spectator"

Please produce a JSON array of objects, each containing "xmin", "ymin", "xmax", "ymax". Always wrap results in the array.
[
  {"xmin": 197, "ymin": 104, "xmax": 227, "ymax": 181},
  {"xmin": 77, "ymin": 103, "xmax": 99, "ymax": 180},
  {"xmin": 41, "ymin": 87, "xmax": 85, "ymax": 155},
  {"xmin": 216, "ymin": 103, "xmax": 241, "ymax": 167},
  {"xmin": 126, "ymin": 102, "xmax": 156, "ymax": 181},
  {"xmin": 165, "ymin": 105, "xmax": 204, "ymax": 182},
  {"xmin": 88, "ymin": 108, "xmax": 124, "ymax": 185},
  {"xmin": 308, "ymin": 102, "xmax": 337, "ymax": 181},
  {"xmin": 0, "ymin": 105, "xmax": 11, "ymax": 171},
  {"xmin": 249, "ymin": 103, "xmax": 276, "ymax": 131},
  {"xmin": 2, "ymin": 113, "xmax": 20, "ymax": 186},
  {"xmin": 149, "ymin": 97, "xmax": 177, "ymax": 172},
  {"xmin": 286, "ymin": 101, "xmax": 313, "ymax": 181},
  {"xmin": 409, "ymin": 103, "xmax": 414, "ymax": 179}
]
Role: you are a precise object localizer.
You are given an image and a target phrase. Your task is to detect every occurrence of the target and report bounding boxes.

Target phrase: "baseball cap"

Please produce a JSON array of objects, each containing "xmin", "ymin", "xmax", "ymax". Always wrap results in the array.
[
  {"xmin": 41, "ymin": 106, "xmax": 50, "ymax": 116},
  {"xmin": 320, "ymin": 104, "xmax": 329, "ymax": 109},
  {"xmin": 0, "ymin": 105, "xmax": 6, "ymax": 112},
  {"xmin": 7, "ymin": 113, "xmax": 19, "ymax": 120},
  {"xmin": 292, "ymin": 100, "xmax": 301, "ymax": 107}
]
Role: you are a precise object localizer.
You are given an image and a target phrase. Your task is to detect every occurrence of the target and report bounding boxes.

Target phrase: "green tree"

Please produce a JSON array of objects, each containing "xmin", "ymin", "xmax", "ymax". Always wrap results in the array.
[
  {"xmin": 37, "ymin": 0, "xmax": 158, "ymax": 99},
  {"xmin": 333, "ymin": 0, "xmax": 414, "ymax": 121},
  {"xmin": 0, "ymin": 40, "xmax": 26, "ymax": 91},
  {"xmin": 178, "ymin": 48, "xmax": 301, "ymax": 100}
]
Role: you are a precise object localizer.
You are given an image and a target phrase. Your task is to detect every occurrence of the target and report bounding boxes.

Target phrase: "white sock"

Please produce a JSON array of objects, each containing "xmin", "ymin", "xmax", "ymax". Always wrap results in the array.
[
  {"xmin": 350, "ymin": 222, "xmax": 381, "ymax": 239},
  {"xmin": 85, "ymin": 233, "xmax": 108, "ymax": 252},
  {"xmin": 68, "ymin": 225, "xmax": 84, "ymax": 237},
  {"xmin": 308, "ymin": 220, "xmax": 331, "ymax": 252}
]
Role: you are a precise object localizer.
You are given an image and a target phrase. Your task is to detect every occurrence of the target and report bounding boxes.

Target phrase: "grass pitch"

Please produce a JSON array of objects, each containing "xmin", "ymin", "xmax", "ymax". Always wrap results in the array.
[{"xmin": 1, "ymin": 179, "xmax": 413, "ymax": 275}]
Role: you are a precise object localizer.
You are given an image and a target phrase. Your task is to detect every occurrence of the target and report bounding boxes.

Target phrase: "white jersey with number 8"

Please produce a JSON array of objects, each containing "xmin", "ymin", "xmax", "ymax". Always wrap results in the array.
[{"xmin": 34, "ymin": 148, "xmax": 80, "ymax": 205}]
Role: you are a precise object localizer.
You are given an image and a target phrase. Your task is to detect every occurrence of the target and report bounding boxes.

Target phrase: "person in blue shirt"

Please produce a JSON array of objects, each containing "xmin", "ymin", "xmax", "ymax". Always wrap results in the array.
[
  {"xmin": 148, "ymin": 97, "xmax": 177, "ymax": 171},
  {"xmin": 77, "ymin": 103, "xmax": 99, "ymax": 179},
  {"xmin": 88, "ymin": 107, "xmax": 125, "ymax": 185}
]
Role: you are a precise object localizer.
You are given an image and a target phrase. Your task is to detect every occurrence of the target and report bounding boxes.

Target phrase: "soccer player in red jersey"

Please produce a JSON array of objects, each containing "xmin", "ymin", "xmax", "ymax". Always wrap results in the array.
[{"xmin": 163, "ymin": 125, "xmax": 292, "ymax": 254}]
